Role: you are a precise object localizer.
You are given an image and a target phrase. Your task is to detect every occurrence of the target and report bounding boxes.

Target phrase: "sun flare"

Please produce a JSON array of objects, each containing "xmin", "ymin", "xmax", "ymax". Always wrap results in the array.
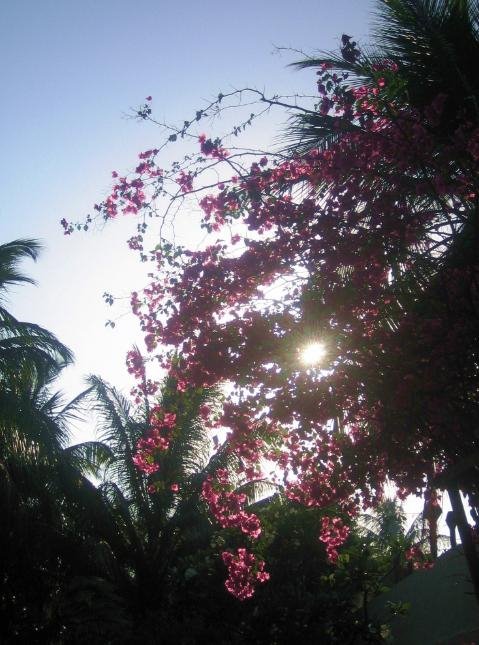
[{"xmin": 299, "ymin": 341, "xmax": 326, "ymax": 366}]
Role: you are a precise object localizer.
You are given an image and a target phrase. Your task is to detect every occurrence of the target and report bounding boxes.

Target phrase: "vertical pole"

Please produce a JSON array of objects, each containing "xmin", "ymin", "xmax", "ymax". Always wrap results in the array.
[
  {"xmin": 424, "ymin": 488, "xmax": 441, "ymax": 561},
  {"xmin": 448, "ymin": 488, "xmax": 479, "ymax": 604}
]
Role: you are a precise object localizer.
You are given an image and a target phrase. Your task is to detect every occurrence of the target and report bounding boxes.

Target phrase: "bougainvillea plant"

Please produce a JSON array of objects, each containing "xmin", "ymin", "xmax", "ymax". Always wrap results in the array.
[{"xmin": 64, "ymin": 3, "xmax": 479, "ymax": 598}]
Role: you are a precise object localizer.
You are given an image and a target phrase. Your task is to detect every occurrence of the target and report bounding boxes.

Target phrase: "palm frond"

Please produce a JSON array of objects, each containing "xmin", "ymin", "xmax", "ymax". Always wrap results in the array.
[
  {"xmin": 0, "ymin": 311, "xmax": 73, "ymax": 395},
  {"xmin": 283, "ymin": 112, "xmax": 360, "ymax": 155},
  {"xmin": 51, "ymin": 384, "xmax": 95, "ymax": 427},
  {"xmin": 201, "ymin": 437, "xmax": 241, "ymax": 481},
  {"xmin": 87, "ymin": 375, "xmax": 142, "ymax": 448},
  {"xmin": 0, "ymin": 239, "xmax": 42, "ymax": 298},
  {"xmin": 373, "ymin": 0, "xmax": 479, "ymax": 119},
  {"xmin": 236, "ymin": 479, "xmax": 280, "ymax": 506},
  {"xmin": 290, "ymin": 51, "xmax": 374, "ymax": 84},
  {"xmin": 0, "ymin": 315, "xmax": 73, "ymax": 363},
  {"xmin": 64, "ymin": 441, "xmax": 115, "ymax": 479},
  {"xmin": 288, "ymin": 0, "xmax": 479, "ymax": 156},
  {"xmin": 98, "ymin": 481, "xmax": 148, "ymax": 561},
  {"xmin": 85, "ymin": 375, "xmax": 151, "ymax": 516},
  {"xmin": 162, "ymin": 414, "xmax": 211, "ymax": 484},
  {"xmin": 0, "ymin": 387, "xmax": 67, "ymax": 459}
]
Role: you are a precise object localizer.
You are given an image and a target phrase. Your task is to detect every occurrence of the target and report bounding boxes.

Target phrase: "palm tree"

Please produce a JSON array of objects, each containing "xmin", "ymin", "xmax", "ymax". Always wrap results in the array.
[
  {"xmin": 358, "ymin": 499, "xmax": 447, "ymax": 584},
  {"xmin": 0, "ymin": 366, "xmax": 119, "ymax": 642},
  {"xmin": 85, "ymin": 373, "xmax": 274, "ymax": 641},
  {"xmin": 86, "ymin": 376, "xmax": 224, "ymax": 569},
  {"xmin": 0, "ymin": 239, "xmax": 119, "ymax": 641},
  {"xmin": 0, "ymin": 239, "xmax": 112, "ymax": 490}
]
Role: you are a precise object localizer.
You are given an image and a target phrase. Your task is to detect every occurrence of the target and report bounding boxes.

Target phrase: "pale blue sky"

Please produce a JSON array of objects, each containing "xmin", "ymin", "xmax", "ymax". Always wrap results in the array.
[{"xmin": 0, "ymin": 0, "xmax": 375, "ymax": 431}]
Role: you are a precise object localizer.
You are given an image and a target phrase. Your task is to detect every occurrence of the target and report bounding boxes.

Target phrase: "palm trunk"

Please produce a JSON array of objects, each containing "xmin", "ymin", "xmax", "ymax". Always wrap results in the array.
[{"xmin": 429, "ymin": 518, "xmax": 438, "ymax": 561}]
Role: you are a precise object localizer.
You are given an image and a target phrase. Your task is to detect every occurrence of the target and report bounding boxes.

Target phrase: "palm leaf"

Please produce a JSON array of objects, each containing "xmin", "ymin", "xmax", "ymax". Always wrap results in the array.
[
  {"xmin": 0, "ymin": 239, "xmax": 42, "ymax": 298},
  {"xmin": 236, "ymin": 479, "xmax": 280, "ymax": 506},
  {"xmin": 86, "ymin": 375, "xmax": 148, "ymax": 495},
  {"xmin": 64, "ymin": 442, "xmax": 115, "ymax": 479}
]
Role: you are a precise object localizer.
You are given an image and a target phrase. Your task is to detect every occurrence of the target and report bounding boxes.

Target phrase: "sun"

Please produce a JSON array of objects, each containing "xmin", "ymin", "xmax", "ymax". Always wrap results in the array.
[{"xmin": 299, "ymin": 341, "xmax": 326, "ymax": 366}]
